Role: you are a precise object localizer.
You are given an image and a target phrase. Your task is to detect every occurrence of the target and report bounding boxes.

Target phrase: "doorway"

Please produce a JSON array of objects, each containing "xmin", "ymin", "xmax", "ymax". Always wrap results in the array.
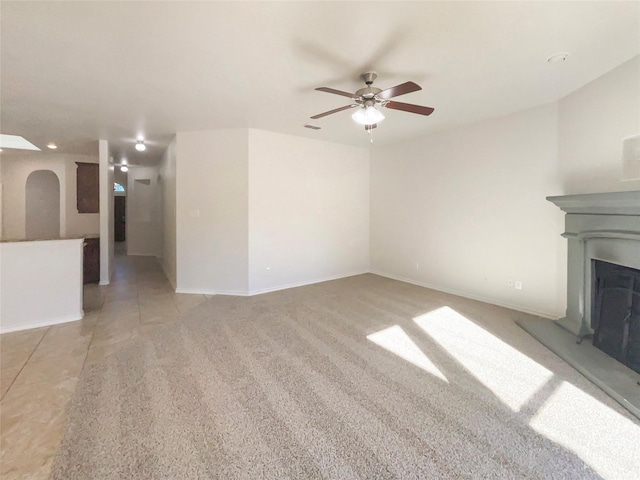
[{"xmin": 114, "ymin": 196, "xmax": 126, "ymax": 242}]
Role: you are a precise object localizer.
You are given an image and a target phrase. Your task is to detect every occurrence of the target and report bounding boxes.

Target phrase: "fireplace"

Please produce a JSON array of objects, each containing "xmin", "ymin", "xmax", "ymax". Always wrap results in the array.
[
  {"xmin": 592, "ymin": 259, "xmax": 640, "ymax": 374},
  {"xmin": 515, "ymin": 191, "xmax": 640, "ymax": 418},
  {"xmin": 546, "ymin": 191, "xmax": 640, "ymax": 339}
]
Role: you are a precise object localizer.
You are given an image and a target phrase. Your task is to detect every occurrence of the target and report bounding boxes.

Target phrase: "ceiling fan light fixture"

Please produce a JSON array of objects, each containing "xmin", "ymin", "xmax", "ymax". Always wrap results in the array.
[
  {"xmin": 135, "ymin": 140, "xmax": 146, "ymax": 152},
  {"xmin": 352, "ymin": 105, "xmax": 385, "ymax": 126}
]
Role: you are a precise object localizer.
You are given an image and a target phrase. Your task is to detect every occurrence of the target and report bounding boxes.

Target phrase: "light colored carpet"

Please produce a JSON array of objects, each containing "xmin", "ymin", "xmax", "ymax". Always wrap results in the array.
[{"xmin": 52, "ymin": 274, "xmax": 639, "ymax": 479}]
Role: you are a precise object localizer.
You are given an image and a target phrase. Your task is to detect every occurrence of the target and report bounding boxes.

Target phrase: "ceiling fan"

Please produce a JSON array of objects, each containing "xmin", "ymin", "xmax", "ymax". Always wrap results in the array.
[{"xmin": 311, "ymin": 72, "xmax": 434, "ymax": 131}]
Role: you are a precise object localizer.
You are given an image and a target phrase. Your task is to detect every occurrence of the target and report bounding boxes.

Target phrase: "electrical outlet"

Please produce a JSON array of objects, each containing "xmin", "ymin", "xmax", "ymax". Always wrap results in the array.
[{"xmin": 515, "ymin": 280, "xmax": 523, "ymax": 290}]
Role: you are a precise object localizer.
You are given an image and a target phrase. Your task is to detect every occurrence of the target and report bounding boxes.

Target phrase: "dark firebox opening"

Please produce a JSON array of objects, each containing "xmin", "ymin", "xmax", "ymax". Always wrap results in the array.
[{"xmin": 592, "ymin": 259, "xmax": 640, "ymax": 374}]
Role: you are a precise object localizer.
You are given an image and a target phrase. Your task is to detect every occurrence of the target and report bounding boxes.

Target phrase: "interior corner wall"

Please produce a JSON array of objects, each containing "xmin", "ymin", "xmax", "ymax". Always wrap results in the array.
[
  {"xmin": 370, "ymin": 103, "xmax": 565, "ymax": 318},
  {"xmin": 126, "ymin": 165, "xmax": 161, "ymax": 257},
  {"xmin": 248, "ymin": 129, "xmax": 370, "ymax": 294},
  {"xmin": 559, "ymin": 55, "xmax": 640, "ymax": 194},
  {"xmin": 175, "ymin": 129, "xmax": 249, "ymax": 294},
  {"xmin": 98, "ymin": 140, "xmax": 114, "ymax": 285},
  {"xmin": 158, "ymin": 136, "xmax": 177, "ymax": 289}
]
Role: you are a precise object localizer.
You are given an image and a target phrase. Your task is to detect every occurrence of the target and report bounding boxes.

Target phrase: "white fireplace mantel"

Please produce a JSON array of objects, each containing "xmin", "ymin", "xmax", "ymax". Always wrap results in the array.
[{"xmin": 548, "ymin": 191, "xmax": 640, "ymax": 337}]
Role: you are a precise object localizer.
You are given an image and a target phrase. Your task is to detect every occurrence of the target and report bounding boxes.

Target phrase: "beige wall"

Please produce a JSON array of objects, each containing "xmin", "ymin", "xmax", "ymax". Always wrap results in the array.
[
  {"xmin": 371, "ymin": 103, "xmax": 565, "ymax": 318},
  {"xmin": 127, "ymin": 165, "xmax": 161, "ymax": 257},
  {"xmin": 174, "ymin": 128, "xmax": 370, "ymax": 295},
  {"xmin": 176, "ymin": 129, "xmax": 249, "ymax": 294},
  {"xmin": 559, "ymin": 55, "xmax": 640, "ymax": 194},
  {"xmin": 248, "ymin": 129, "xmax": 370, "ymax": 294},
  {"xmin": 0, "ymin": 162, "xmax": 3, "ymax": 239},
  {"xmin": 99, "ymin": 140, "xmax": 114, "ymax": 284},
  {"xmin": 369, "ymin": 55, "xmax": 639, "ymax": 319},
  {"xmin": 158, "ymin": 136, "xmax": 177, "ymax": 288},
  {"xmin": 1, "ymin": 153, "xmax": 99, "ymax": 240},
  {"xmin": 1, "ymin": 239, "xmax": 83, "ymax": 332},
  {"xmin": 25, "ymin": 170, "xmax": 60, "ymax": 240}
]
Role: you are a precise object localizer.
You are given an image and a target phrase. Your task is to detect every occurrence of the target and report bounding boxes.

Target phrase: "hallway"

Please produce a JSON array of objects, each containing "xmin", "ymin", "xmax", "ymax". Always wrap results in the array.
[{"xmin": 0, "ymin": 250, "xmax": 206, "ymax": 479}]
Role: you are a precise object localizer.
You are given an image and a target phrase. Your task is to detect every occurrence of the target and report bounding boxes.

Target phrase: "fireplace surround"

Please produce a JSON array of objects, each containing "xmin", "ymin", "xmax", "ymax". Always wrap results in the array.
[{"xmin": 547, "ymin": 191, "xmax": 640, "ymax": 338}]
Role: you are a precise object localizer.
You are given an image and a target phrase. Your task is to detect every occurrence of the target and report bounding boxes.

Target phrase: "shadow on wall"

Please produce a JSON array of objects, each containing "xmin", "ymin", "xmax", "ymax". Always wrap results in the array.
[{"xmin": 561, "ymin": 164, "xmax": 640, "ymax": 195}]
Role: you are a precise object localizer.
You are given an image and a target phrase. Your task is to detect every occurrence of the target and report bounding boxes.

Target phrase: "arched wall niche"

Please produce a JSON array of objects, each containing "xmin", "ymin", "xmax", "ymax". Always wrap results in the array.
[{"xmin": 25, "ymin": 169, "xmax": 61, "ymax": 240}]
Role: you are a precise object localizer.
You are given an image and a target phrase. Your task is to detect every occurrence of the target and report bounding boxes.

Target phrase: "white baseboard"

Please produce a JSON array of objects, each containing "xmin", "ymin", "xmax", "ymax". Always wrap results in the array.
[
  {"xmin": 0, "ymin": 312, "xmax": 84, "ymax": 334},
  {"xmin": 175, "ymin": 287, "xmax": 250, "ymax": 296},
  {"xmin": 248, "ymin": 271, "xmax": 369, "ymax": 296},
  {"xmin": 175, "ymin": 271, "xmax": 369, "ymax": 297},
  {"xmin": 369, "ymin": 270, "xmax": 559, "ymax": 320}
]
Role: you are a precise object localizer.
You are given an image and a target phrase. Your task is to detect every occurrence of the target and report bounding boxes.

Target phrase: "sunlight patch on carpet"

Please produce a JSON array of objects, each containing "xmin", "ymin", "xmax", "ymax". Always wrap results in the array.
[
  {"xmin": 413, "ymin": 306, "xmax": 552, "ymax": 411},
  {"xmin": 530, "ymin": 380, "xmax": 640, "ymax": 479},
  {"xmin": 367, "ymin": 325, "xmax": 449, "ymax": 382}
]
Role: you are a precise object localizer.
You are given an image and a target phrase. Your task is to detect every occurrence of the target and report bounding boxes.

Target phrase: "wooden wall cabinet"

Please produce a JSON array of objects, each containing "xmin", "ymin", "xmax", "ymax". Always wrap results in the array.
[{"xmin": 76, "ymin": 162, "xmax": 99, "ymax": 213}]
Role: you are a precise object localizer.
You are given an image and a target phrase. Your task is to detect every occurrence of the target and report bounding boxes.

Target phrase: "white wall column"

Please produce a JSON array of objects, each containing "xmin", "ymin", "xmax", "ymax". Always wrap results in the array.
[{"xmin": 99, "ymin": 139, "xmax": 114, "ymax": 284}]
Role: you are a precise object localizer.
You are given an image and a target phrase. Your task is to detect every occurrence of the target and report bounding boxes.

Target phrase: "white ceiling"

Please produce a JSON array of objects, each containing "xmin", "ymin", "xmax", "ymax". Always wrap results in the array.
[{"xmin": 1, "ymin": 1, "xmax": 639, "ymax": 165}]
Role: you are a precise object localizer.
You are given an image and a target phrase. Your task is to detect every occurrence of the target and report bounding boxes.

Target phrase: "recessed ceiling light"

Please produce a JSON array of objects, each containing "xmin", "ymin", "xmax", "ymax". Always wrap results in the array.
[
  {"xmin": 0, "ymin": 134, "xmax": 41, "ymax": 151},
  {"xmin": 47, "ymin": 142, "xmax": 57, "ymax": 149},
  {"xmin": 120, "ymin": 165, "xmax": 129, "ymax": 172},
  {"xmin": 547, "ymin": 52, "xmax": 570, "ymax": 64}
]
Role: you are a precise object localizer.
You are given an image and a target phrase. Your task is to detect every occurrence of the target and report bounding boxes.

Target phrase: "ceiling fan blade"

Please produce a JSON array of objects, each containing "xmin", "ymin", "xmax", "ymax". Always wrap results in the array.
[
  {"xmin": 385, "ymin": 100, "xmax": 434, "ymax": 116},
  {"xmin": 376, "ymin": 81, "xmax": 422, "ymax": 99},
  {"xmin": 310, "ymin": 104, "xmax": 356, "ymax": 119},
  {"xmin": 315, "ymin": 87, "xmax": 358, "ymax": 99}
]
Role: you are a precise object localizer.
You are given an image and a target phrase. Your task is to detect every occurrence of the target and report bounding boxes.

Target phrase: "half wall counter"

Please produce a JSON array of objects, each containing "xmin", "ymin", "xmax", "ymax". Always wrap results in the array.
[{"xmin": 0, "ymin": 237, "xmax": 84, "ymax": 333}]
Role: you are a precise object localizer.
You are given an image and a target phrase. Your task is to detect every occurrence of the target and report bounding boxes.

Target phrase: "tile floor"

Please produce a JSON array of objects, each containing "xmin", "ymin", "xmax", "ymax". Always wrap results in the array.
[{"xmin": 0, "ymin": 247, "xmax": 208, "ymax": 479}]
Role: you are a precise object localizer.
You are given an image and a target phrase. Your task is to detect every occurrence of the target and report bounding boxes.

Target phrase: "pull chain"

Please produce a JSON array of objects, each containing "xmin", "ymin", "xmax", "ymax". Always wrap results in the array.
[{"xmin": 367, "ymin": 125, "xmax": 374, "ymax": 144}]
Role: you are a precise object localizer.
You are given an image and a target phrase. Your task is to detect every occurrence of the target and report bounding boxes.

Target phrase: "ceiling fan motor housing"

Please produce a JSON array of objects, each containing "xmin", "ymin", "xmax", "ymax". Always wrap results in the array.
[
  {"xmin": 355, "ymin": 86, "xmax": 382, "ymax": 99},
  {"xmin": 356, "ymin": 72, "xmax": 382, "ymax": 102}
]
